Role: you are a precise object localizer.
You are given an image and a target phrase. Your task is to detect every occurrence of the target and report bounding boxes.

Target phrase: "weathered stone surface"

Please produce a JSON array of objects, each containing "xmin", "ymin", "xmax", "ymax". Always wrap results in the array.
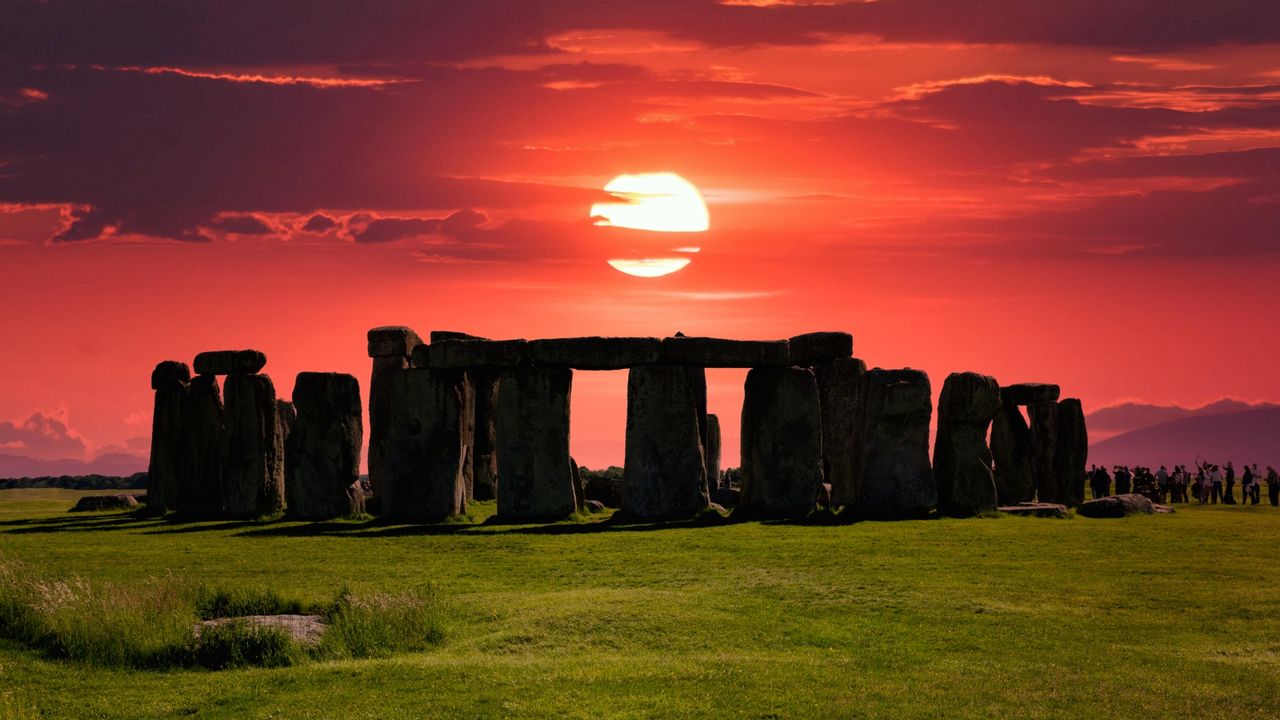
[
  {"xmin": 194, "ymin": 349, "xmax": 267, "ymax": 376},
  {"xmin": 382, "ymin": 368, "xmax": 473, "ymax": 522},
  {"xmin": 740, "ymin": 366, "xmax": 824, "ymax": 517},
  {"xmin": 147, "ymin": 361, "xmax": 189, "ymax": 514},
  {"xmin": 471, "ymin": 369, "xmax": 499, "ymax": 501},
  {"xmin": 991, "ymin": 402, "xmax": 1035, "ymax": 504},
  {"xmin": 150, "ymin": 360, "xmax": 191, "ymax": 390},
  {"xmin": 659, "ymin": 336, "xmax": 789, "ymax": 367},
  {"xmin": 788, "ymin": 332, "xmax": 853, "ymax": 367},
  {"xmin": 221, "ymin": 374, "xmax": 285, "ymax": 518},
  {"xmin": 1027, "ymin": 401, "xmax": 1061, "ymax": 504},
  {"xmin": 367, "ymin": 326, "xmax": 421, "ymax": 358},
  {"xmin": 815, "ymin": 357, "xmax": 867, "ymax": 509},
  {"xmin": 286, "ymin": 372, "xmax": 364, "ymax": 520},
  {"xmin": 998, "ymin": 501, "xmax": 1069, "ymax": 518},
  {"xmin": 705, "ymin": 414, "xmax": 722, "ymax": 490},
  {"xmin": 531, "ymin": 337, "xmax": 662, "ymax": 369},
  {"xmin": 570, "ymin": 457, "xmax": 584, "ymax": 509},
  {"xmin": 430, "ymin": 330, "xmax": 486, "ymax": 343},
  {"xmin": 853, "ymin": 369, "xmax": 935, "ymax": 518},
  {"xmin": 1056, "ymin": 398, "xmax": 1088, "ymax": 508},
  {"xmin": 70, "ymin": 493, "xmax": 139, "ymax": 512},
  {"xmin": 934, "ymin": 372, "xmax": 1002, "ymax": 517},
  {"xmin": 1001, "ymin": 383, "xmax": 1061, "ymax": 406},
  {"xmin": 275, "ymin": 399, "xmax": 295, "ymax": 442},
  {"xmin": 419, "ymin": 339, "xmax": 529, "ymax": 369},
  {"xmin": 1077, "ymin": 493, "xmax": 1155, "ymax": 518},
  {"xmin": 495, "ymin": 366, "xmax": 576, "ymax": 519},
  {"xmin": 622, "ymin": 365, "xmax": 709, "ymax": 518},
  {"xmin": 367, "ymin": 354, "xmax": 409, "ymax": 514},
  {"xmin": 177, "ymin": 375, "xmax": 224, "ymax": 518}
]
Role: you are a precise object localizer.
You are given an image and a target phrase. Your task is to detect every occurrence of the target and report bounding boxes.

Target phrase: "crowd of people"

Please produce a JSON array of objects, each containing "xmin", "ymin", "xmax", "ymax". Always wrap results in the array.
[{"xmin": 1089, "ymin": 461, "xmax": 1280, "ymax": 505}]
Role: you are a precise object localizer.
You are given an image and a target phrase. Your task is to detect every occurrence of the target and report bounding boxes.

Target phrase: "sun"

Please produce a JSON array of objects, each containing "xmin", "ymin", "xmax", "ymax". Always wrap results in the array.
[{"xmin": 593, "ymin": 172, "xmax": 709, "ymax": 277}]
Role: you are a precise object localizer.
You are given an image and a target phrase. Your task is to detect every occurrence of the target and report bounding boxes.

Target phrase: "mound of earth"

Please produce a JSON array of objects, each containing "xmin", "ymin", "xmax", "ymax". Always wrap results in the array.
[
  {"xmin": 195, "ymin": 615, "xmax": 328, "ymax": 646},
  {"xmin": 69, "ymin": 494, "xmax": 140, "ymax": 512}
]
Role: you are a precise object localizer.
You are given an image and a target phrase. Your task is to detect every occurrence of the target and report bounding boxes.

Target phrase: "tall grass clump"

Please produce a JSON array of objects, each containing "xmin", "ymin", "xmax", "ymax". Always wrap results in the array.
[
  {"xmin": 190, "ymin": 620, "xmax": 302, "ymax": 669},
  {"xmin": 320, "ymin": 585, "xmax": 445, "ymax": 659},
  {"xmin": 194, "ymin": 585, "xmax": 312, "ymax": 620}
]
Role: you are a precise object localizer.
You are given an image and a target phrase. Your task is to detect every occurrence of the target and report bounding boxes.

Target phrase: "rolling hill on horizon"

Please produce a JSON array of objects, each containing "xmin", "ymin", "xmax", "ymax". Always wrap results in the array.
[{"xmin": 1090, "ymin": 407, "xmax": 1280, "ymax": 470}]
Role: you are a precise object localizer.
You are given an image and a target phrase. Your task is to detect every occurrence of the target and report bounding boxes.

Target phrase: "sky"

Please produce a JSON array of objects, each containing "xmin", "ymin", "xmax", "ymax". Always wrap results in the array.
[{"xmin": 2, "ymin": 0, "xmax": 1280, "ymax": 475}]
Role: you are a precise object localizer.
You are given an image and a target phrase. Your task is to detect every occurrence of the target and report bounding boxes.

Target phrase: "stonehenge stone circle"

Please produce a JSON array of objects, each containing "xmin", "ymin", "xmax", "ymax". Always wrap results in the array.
[
  {"xmin": 221, "ymin": 373, "xmax": 285, "ymax": 518},
  {"xmin": 147, "ymin": 360, "xmax": 190, "ymax": 514},
  {"xmin": 194, "ymin": 349, "xmax": 267, "ymax": 376},
  {"xmin": 382, "ymin": 367, "xmax": 473, "ymax": 522},
  {"xmin": 740, "ymin": 366, "xmax": 824, "ymax": 517},
  {"xmin": 177, "ymin": 374, "xmax": 224, "ymax": 518},
  {"xmin": 496, "ymin": 366, "xmax": 577, "ymax": 519},
  {"xmin": 286, "ymin": 372, "xmax": 364, "ymax": 520},
  {"xmin": 854, "ymin": 369, "xmax": 935, "ymax": 518},
  {"xmin": 1055, "ymin": 398, "xmax": 1088, "ymax": 507},
  {"xmin": 1027, "ymin": 400, "xmax": 1061, "ymax": 505},
  {"xmin": 934, "ymin": 372, "xmax": 1002, "ymax": 517},
  {"xmin": 705, "ymin": 413, "xmax": 722, "ymax": 490},
  {"xmin": 787, "ymin": 331, "xmax": 853, "ymax": 367},
  {"xmin": 367, "ymin": 326, "xmax": 419, "ymax": 513},
  {"xmin": 814, "ymin": 357, "xmax": 867, "ymax": 510},
  {"xmin": 622, "ymin": 365, "xmax": 710, "ymax": 518}
]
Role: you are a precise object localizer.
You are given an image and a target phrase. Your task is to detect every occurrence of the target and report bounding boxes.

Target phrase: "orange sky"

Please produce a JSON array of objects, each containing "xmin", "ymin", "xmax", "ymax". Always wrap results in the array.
[{"xmin": 2, "ymin": 1, "xmax": 1280, "ymax": 474}]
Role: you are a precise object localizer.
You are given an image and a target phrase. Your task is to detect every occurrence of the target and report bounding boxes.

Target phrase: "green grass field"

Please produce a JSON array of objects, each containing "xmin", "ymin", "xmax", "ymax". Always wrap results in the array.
[{"xmin": 2, "ymin": 487, "xmax": 1278, "ymax": 719}]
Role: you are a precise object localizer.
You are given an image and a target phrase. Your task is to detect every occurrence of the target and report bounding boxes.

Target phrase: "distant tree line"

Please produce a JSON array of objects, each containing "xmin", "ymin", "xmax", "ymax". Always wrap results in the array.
[{"xmin": 0, "ymin": 473, "xmax": 148, "ymax": 490}]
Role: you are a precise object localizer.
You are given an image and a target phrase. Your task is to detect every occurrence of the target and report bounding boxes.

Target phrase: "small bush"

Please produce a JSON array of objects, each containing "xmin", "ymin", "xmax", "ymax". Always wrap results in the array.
[
  {"xmin": 320, "ymin": 585, "xmax": 445, "ymax": 659},
  {"xmin": 190, "ymin": 621, "xmax": 302, "ymax": 669}
]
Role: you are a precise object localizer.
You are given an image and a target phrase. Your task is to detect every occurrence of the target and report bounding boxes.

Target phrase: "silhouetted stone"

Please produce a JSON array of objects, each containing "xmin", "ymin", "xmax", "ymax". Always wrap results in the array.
[
  {"xmin": 471, "ymin": 369, "xmax": 499, "ymax": 501},
  {"xmin": 70, "ymin": 494, "xmax": 139, "ymax": 512},
  {"xmin": 429, "ymin": 330, "xmax": 486, "ymax": 343},
  {"xmin": 177, "ymin": 374, "xmax": 224, "ymax": 518},
  {"xmin": 147, "ymin": 360, "xmax": 189, "ymax": 514},
  {"xmin": 740, "ymin": 366, "xmax": 824, "ymax": 517},
  {"xmin": 1028, "ymin": 401, "xmax": 1061, "ymax": 504},
  {"xmin": 570, "ymin": 457, "xmax": 584, "ymax": 509},
  {"xmin": 705, "ymin": 414, "xmax": 722, "ymax": 490},
  {"xmin": 221, "ymin": 373, "xmax": 284, "ymax": 518},
  {"xmin": 659, "ymin": 336, "xmax": 789, "ymax": 367},
  {"xmin": 194, "ymin": 350, "xmax": 267, "ymax": 376},
  {"xmin": 276, "ymin": 400, "xmax": 295, "ymax": 442},
  {"xmin": 1001, "ymin": 383, "xmax": 1061, "ymax": 406},
  {"xmin": 1077, "ymin": 493, "xmax": 1155, "ymax": 518},
  {"xmin": 286, "ymin": 372, "xmax": 364, "ymax": 519},
  {"xmin": 1056, "ymin": 398, "xmax": 1088, "ymax": 507},
  {"xmin": 622, "ymin": 365, "xmax": 709, "ymax": 518},
  {"xmin": 998, "ymin": 501, "xmax": 1068, "ymax": 518},
  {"xmin": 815, "ymin": 357, "xmax": 867, "ymax": 509},
  {"xmin": 495, "ymin": 366, "xmax": 576, "ymax": 519},
  {"xmin": 584, "ymin": 474, "xmax": 623, "ymax": 507},
  {"xmin": 530, "ymin": 337, "xmax": 662, "ymax": 369},
  {"xmin": 367, "ymin": 326, "xmax": 421, "ymax": 358},
  {"xmin": 420, "ymin": 339, "xmax": 530, "ymax": 368},
  {"xmin": 934, "ymin": 372, "xmax": 1002, "ymax": 517},
  {"xmin": 711, "ymin": 485, "xmax": 740, "ymax": 508},
  {"xmin": 788, "ymin": 332, "xmax": 853, "ymax": 366},
  {"xmin": 854, "ymin": 369, "xmax": 935, "ymax": 518},
  {"xmin": 991, "ymin": 402, "xmax": 1035, "ymax": 504},
  {"xmin": 382, "ymin": 368, "xmax": 473, "ymax": 522}
]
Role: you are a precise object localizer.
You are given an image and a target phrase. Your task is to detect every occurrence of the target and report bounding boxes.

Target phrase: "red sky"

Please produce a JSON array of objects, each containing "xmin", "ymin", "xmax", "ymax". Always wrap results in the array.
[{"xmin": 2, "ymin": 1, "xmax": 1280, "ymax": 474}]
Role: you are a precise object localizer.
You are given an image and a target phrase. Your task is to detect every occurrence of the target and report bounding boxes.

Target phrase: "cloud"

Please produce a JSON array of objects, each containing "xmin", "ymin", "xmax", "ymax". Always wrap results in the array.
[
  {"xmin": 208, "ymin": 213, "xmax": 278, "ymax": 235},
  {"xmin": 345, "ymin": 209, "xmax": 486, "ymax": 244},
  {"xmin": 300, "ymin": 214, "xmax": 339, "ymax": 233},
  {"xmin": 0, "ymin": 409, "xmax": 88, "ymax": 461}
]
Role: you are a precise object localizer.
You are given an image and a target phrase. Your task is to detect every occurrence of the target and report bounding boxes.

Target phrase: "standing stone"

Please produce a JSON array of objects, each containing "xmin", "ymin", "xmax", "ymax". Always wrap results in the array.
[
  {"xmin": 495, "ymin": 366, "xmax": 576, "ymax": 520},
  {"xmin": 382, "ymin": 367, "xmax": 473, "ymax": 522},
  {"xmin": 147, "ymin": 361, "xmax": 190, "ymax": 514},
  {"xmin": 177, "ymin": 374, "xmax": 224, "ymax": 518},
  {"xmin": 367, "ymin": 326, "xmax": 420, "ymax": 514},
  {"xmin": 622, "ymin": 365, "xmax": 709, "ymax": 518},
  {"xmin": 570, "ymin": 456, "xmax": 584, "ymax": 509},
  {"xmin": 854, "ymin": 369, "xmax": 935, "ymax": 518},
  {"xmin": 286, "ymin": 373, "xmax": 364, "ymax": 519},
  {"xmin": 991, "ymin": 402, "xmax": 1035, "ymax": 504},
  {"xmin": 705, "ymin": 414, "xmax": 722, "ymax": 490},
  {"xmin": 471, "ymin": 369, "xmax": 499, "ymax": 501},
  {"xmin": 221, "ymin": 374, "xmax": 285, "ymax": 519},
  {"xmin": 934, "ymin": 372, "xmax": 1002, "ymax": 517},
  {"xmin": 815, "ymin": 357, "xmax": 868, "ymax": 510},
  {"xmin": 739, "ymin": 366, "xmax": 824, "ymax": 517},
  {"xmin": 1056, "ymin": 398, "xmax": 1088, "ymax": 507},
  {"xmin": 1028, "ymin": 401, "xmax": 1061, "ymax": 504}
]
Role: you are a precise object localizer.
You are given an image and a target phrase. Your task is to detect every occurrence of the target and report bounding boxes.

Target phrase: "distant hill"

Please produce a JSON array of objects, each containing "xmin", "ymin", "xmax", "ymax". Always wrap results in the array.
[
  {"xmin": 1087, "ymin": 399, "xmax": 1280, "ymax": 441},
  {"xmin": 1090, "ymin": 408, "xmax": 1280, "ymax": 469},
  {"xmin": 0, "ymin": 452, "xmax": 147, "ymax": 480}
]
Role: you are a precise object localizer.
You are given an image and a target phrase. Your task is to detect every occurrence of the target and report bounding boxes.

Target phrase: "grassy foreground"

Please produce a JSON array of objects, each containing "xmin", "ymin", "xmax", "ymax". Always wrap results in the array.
[{"xmin": 1, "ymin": 488, "xmax": 1278, "ymax": 719}]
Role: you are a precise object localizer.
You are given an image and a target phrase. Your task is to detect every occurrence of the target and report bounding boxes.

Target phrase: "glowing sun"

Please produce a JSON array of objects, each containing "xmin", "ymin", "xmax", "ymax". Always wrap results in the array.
[{"xmin": 592, "ymin": 172, "xmax": 708, "ymax": 278}]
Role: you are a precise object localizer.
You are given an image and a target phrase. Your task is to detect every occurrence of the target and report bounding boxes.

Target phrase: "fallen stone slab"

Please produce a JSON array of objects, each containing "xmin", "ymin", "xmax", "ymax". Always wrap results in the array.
[
  {"xmin": 1000, "ymin": 383, "xmax": 1061, "ymax": 406},
  {"xmin": 659, "ymin": 336, "xmax": 789, "ymax": 367},
  {"xmin": 997, "ymin": 502, "xmax": 1068, "ymax": 518},
  {"xmin": 530, "ymin": 337, "xmax": 662, "ymax": 370},
  {"xmin": 194, "ymin": 350, "xmax": 267, "ymax": 376},
  {"xmin": 1077, "ymin": 493, "xmax": 1159, "ymax": 518},
  {"xmin": 788, "ymin": 332, "xmax": 853, "ymax": 366},
  {"xmin": 69, "ymin": 494, "xmax": 139, "ymax": 512},
  {"xmin": 194, "ymin": 615, "xmax": 327, "ymax": 647},
  {"xmin": 367, "ymin": 326, "xmax": 421, "ymax": 358},
  {"xmin": 418, "ymin": 339, "xmax": 530, "ymax": 368}
]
